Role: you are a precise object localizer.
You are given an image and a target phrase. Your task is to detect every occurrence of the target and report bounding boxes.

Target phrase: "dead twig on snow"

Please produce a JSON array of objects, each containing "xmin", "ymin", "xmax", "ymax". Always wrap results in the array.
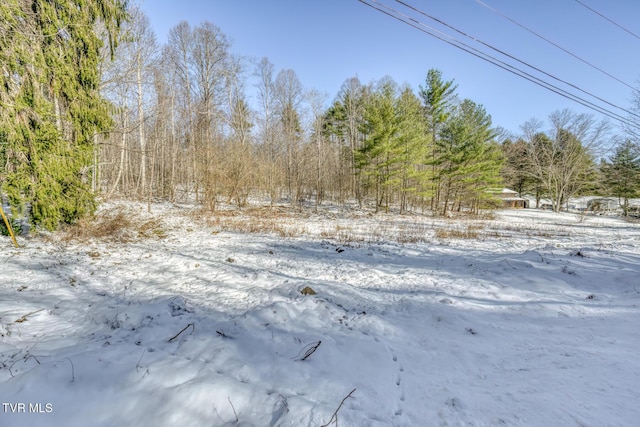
[
  {"xmin": 297, "ymin": 340, "xmax": 321, "ymax": 361},
  {"xmin": 168, "ymin": 323, "xmax": 194, "ymax": 343},
  {"xmin": 228, "ymin": 397, "xmax": 238, "ymax": 423},
  {"xmin": 216, "ymin": 330, "xmax": 232, "ymax": 338},
  {"xmin": 66, "ymin": 357, "xmax": 75, "ymax": 383},
  {"xmin": 14, "ymin": 309, "xmax": 44, "ymax": 323},
  {"xmin": 321, "ymin": 388, "xmax": 356, "ymax": 427},
  {"xmin": 136, "ymin": 350, "xmax": 145, "ymax": 372}
]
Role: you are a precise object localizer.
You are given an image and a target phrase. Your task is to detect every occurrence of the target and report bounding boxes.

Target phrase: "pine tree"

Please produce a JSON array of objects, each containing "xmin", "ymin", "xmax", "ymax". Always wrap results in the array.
[
  {"xmin": 437, "ymin": 100, "xmax": 502, "ymax": 214},
  {"xmin": 501, "ymin": 138, "xmax": 533, "ymax": 195},
  {"xmin": 602, "ymin": 140, "xmax": 640, "ymax": 216},
  {"xmin": 419, "ymin": 69, "xmax": 458, "ymax": 209},
  {"xmin": 356, "ymin": 79, "xmax": 400, "ymax": 212},
  {"xmin": 395, "ymin": 86, "xmax": 429, "ymax": 213},
  {"xmin": 0, "ymin": 0, "xmax": 128, "ymax": 230},
  {"xmin": 354, "ymin": 80, "xmax": 432, "ymax": 213}
]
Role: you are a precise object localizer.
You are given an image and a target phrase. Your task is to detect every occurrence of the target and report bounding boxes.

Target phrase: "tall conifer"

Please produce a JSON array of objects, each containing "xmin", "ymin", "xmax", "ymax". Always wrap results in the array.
[{"xmin": 0, "ymin": 0, "xmax": 127, "ymax": 230}]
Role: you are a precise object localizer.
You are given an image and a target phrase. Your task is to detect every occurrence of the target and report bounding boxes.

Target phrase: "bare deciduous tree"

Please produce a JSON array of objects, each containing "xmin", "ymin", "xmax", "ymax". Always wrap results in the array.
[
  {"xmin": 274, "ymin": 69, "xmax": 305, "ymax": 205},
  {"xmin": 523, "ymin": 110, "xmax": 609, "ymax": 212},
  {"xmin": 223, "ymin": 56, "xmax": 254, "ymax": 206},
  {"xmin": 254, "ymin": 57, "xmax": 282, "ymax": 204},
  {"xmin": 100, "ymin": 6, "xmax": 158, "ymax": 201}
]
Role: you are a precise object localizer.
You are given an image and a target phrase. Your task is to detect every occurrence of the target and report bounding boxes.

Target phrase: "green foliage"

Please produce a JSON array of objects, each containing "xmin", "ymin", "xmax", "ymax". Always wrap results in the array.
[
  {"xmin": 334, "ymin": 70, "xmax": 502, "ymax": 214},
  {"xmin": 437, "ymin": 100, "xmax": 503, "ymax": 214},
  {"xmin": 394, "ymin": 87, "xmax": 430, "ymax": 210},
  {"xmin": 419, "ymin": 69, "xmax": 458, "ymax": 209},
  {"xmin": 323, "ymin": 101, "xmax": 348, "ymax": 141},
  {"xmin": 601, "ymin": 140, "xmax": 640, "ymax": 215},
  {"xmin": 0, "ymin": 0, "xmax": 128, "ymax": 231},
  {"xmin": 355, "ymin": 79, "xmax": 430, "ymax": 212},
  {"xmin": 501, "ymin": 138, "xmax": 533, "ymax": 195},
  {"xmin": 356, "ymin": 79, "xmax": 400, "ymax": 211},
  {"xmin": 419, "ymin": 69, "xmax": 458, "ymax": 131},
  {"xmin": 0, "ymin": 210, "xmax": 22, "ymax": 236}
]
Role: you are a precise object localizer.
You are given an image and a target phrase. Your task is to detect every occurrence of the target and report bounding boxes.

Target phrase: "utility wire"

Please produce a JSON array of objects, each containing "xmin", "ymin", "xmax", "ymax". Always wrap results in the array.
[
  {"xmin": 356, "ymin": 0, "xmax": 639, "ymax": 130},
  {"xmin": 396, "ymin": 0, "xmax": 638, "ymax": 120},
  {"xmin": 474, "ymin": 0, "xmax": 635, "ymax": 91},
  {"xmin": 573, "ymin": 0, "xmax": 640, "ymax": 41},
  {"xmin": 365, "ymin": 0, "xmax": 632, "ymax": 125}
]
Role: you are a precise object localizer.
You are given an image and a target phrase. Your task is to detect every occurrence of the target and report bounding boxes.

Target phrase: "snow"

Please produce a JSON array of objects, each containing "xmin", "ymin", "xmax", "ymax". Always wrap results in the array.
[{"xmin": 1, "ymin": 202, "xmax": 639, "ymax": 426}]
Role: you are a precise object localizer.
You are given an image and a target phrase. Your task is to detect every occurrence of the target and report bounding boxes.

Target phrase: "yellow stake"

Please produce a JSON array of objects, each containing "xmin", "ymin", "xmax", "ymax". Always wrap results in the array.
[{"xmin": 0, "ymin": 203, "xmax": 19, "ymax": 248}]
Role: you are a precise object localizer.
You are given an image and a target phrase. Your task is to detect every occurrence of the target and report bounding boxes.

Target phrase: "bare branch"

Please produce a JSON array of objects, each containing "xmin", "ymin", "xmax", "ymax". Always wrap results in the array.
[
  {"xmin": 167, "ymin": 323, "xmax": 194, "ymax": 343},
  {"xmin": 297, "ymin": 340, "xmax": 321, "ymax": 361},
  {"xmin": 321, "ymin": 388, "xmax": 357, "ymax": 427}
]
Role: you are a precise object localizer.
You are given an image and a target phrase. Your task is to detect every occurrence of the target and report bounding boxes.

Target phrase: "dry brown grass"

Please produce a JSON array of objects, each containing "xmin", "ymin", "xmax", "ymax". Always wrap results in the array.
[
  {"xmin": 137, "ymin": 218, "xmax": 167, "ymax": 239},
  {"xmin": 395, "ymin": 226, "xmax": 432, "ymax": 244},
  {"xmin": 61, "ymin": 210, "xmax": 132, "ymax": 242},
  {"xmin": 434, "ymin": 226, "xmax": 481, "ymax": 240},
  {"xmin": 60, "ymin": 208, "xmax": 167, "ymax": 243},
  {"xmin": 197, "ymin": 206, "xmax": 306, "ymax": 238},
  {"xmin": 316, "ymin": 218, "xmax": 436, "ymax": 244},
  {"xmin": 59, "ymin": 201, "xmax": 504, "ymax": 245}
]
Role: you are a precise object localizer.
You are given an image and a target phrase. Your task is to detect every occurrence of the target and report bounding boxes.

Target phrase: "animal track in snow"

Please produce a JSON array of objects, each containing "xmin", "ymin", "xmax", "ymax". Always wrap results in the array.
[{"xmin": 389, "ymin": 348, "xmax": 406, "ymax": 417}]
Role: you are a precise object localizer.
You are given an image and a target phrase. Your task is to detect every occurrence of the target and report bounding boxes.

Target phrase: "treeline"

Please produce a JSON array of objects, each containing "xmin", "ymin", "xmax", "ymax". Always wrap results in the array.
[
  {"xmin": 97, "ymin": 9, "xmax": 504, "ymax": 218},
  {"xmin": 2, "ymin": 2, "xmax": 639, "ymax": 231},
  {"xmin": 502, "ymin": 112, "xmax": 640, "ymax": 215}
]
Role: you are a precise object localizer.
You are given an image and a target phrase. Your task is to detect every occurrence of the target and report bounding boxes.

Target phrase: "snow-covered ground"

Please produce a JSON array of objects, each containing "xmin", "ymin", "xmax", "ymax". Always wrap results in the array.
[{"xmin": 1, "ymin": 203, "xmax": 639, "ymax": 426}]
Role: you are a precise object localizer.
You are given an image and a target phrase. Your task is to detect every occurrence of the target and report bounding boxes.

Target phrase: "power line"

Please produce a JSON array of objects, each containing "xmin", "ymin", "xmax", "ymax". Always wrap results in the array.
[
  {"xmin": 474, "ymin": 0, "xmax": 635, "ymax": 91},
  {"xmin": 573, "ymin": 0, "xmax": 640, "ymax": 41},
  {"xmin": 396, "ymin": 0, "xmax": 638, "ymax": 121},
  {"xmin": 356, "ymin": 0, "xmax": 640, "ymax": 131}
]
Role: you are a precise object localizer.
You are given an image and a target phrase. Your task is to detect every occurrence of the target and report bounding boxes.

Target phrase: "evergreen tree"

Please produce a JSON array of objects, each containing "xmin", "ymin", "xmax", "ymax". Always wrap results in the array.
[
  {"xmin": 0, "ymin": 0, "xmax": 128, "ymax": 230},
  {"xmin": 602, "ymin": 140, "xmax": 640, "ymax": 216},
  {"xmin": 501, "ymin": 138, "xmax": 532, "ymax": 195},
  {"xmin": 356, "ymin": 78, "xmax": 399, "ymax": 212},
  {"xmin": 419, "ymin": 69, "xmax": 458, "ymax": 209},
  {"xmin": 395, "ymin": 86, "xmax": 429, "ymax": 213},
  {"xmin": 437, "ymin": 99, "xmax": 502, "ymax": 214},
  {"xmin": 355, "ymin": 80, "xmax": 432, "ymax": 213}
]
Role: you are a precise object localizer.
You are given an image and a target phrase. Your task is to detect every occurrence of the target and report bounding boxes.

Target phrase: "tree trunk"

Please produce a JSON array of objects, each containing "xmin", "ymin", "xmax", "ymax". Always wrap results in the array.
[{"xmin": 137, "ymin": 53, "xmax": 147, "ymax": 198}]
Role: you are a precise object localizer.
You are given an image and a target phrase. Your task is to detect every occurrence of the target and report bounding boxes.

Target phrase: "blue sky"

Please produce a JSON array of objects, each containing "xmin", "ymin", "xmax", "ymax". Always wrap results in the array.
[{"xmin": 139, "ymin": 0, "xmax": 640, "ymax": 134}]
